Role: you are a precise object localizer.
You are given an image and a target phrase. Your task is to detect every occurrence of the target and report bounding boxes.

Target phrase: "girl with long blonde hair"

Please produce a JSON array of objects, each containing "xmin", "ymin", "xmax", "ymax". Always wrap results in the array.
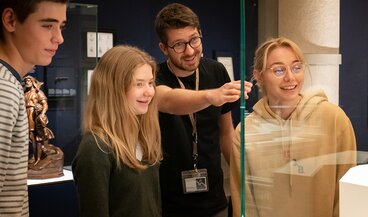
[{"xmin": 72, "ymin": 45, "xmax": 162, "ymax": 217}]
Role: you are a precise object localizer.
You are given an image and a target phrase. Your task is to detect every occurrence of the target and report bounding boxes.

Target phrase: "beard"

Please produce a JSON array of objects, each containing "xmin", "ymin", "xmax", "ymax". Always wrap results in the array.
[{"xmin": 169, "ymin": 54, "xmax": 201, "ymax": 72}]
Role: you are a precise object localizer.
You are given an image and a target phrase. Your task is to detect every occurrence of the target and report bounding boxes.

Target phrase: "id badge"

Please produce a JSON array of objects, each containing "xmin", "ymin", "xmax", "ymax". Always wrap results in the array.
[{"xmin": 181, "ymin": 168, "xmax": 209, "ymax": 194}]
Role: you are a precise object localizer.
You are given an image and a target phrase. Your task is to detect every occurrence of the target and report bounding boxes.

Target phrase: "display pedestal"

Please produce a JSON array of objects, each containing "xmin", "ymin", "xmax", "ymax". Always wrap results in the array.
[
  {"xmin": 340, "ymin": 164, "xmax": 368, "ymax": 217},
  {"xmin": 27, "ymin": 169, "xmax": 72, "ymax": 186},
  {"xmin": 28, "ymin": 169, "xmax": 79, "ymax": 217}
]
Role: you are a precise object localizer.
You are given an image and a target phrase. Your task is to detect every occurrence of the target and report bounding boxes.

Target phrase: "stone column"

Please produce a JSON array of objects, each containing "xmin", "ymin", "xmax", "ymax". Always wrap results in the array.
[{"xmin": 278, "ymin": 0, "xmax": 340, "ymax": 104}]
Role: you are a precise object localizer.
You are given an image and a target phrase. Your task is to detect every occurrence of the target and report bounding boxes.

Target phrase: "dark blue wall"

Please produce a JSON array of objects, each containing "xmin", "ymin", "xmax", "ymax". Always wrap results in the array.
[
  {"xmin": 340, "ymin": 0, "xmax": 368, "ymax": 151},
  {"xmin": 75, "ymin": 0, "xmax": 256, "ymax": 66}
]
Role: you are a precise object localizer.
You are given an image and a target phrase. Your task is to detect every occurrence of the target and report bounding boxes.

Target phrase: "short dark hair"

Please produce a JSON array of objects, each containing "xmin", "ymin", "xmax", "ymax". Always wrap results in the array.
[
  {"xmin": 0, "ymin": 0, "xmax": 68, "ymax": 41},
  {"xmin": 154, "ymin": 3, "xmax": 201, "ymax": 44}
]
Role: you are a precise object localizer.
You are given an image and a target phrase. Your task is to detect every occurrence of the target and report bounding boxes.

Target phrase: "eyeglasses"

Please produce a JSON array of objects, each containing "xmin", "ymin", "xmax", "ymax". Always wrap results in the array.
[
  {"xmin": 266, "ymin": 62, "xmax": 305, "ymax": 77},
  {"xmin": 167, "ymin": 36, "xmax": 202, "ymax": 53}
]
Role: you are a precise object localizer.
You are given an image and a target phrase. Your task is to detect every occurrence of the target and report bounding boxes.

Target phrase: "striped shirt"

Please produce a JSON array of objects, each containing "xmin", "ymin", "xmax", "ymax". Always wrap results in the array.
[{"xmin": 0, "ymin": 60, "xmax": 29, "ymax": 216}]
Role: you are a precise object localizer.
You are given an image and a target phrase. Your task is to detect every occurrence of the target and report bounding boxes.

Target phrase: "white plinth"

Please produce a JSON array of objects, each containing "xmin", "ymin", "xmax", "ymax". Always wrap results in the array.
[
  {"xmin": 340, "ymin": 164, "xmax": 368, "ymax": 217},
  {"xmin": 27, "ymin": 169, "xmax": 74, "ymax": 186}
]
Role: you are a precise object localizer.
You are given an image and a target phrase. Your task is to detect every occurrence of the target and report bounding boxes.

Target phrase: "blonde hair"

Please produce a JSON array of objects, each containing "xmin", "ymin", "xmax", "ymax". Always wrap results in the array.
[
  {"xmin": 83, "ymin": 45, "xmax": 162, "ymax": 170},
  {"xmin": 252, "ymin": 37, "xmax": 305, "ymax": 80}
]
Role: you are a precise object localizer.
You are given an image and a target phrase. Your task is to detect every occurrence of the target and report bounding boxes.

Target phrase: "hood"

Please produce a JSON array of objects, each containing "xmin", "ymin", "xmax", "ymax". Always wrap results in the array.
[
  {"xmin": 248, "ymin": 88, "xmax": 329, "ymax": 190},
  {"xmin": 252, "ymin": 88, "xmax": 328, "ymax": 123}
]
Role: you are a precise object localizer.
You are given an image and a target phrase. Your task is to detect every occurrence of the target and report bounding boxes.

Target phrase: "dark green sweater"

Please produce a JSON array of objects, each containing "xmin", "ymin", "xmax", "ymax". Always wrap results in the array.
[{"xmin": 72, "ymin": 133, "xmax": 161, "ymax": 217}]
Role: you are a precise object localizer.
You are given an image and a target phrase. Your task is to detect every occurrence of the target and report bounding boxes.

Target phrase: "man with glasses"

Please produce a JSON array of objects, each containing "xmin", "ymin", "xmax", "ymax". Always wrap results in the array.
[{"xmin": 154, "ymin": 3, "xmax": 252, "ymax": 217}]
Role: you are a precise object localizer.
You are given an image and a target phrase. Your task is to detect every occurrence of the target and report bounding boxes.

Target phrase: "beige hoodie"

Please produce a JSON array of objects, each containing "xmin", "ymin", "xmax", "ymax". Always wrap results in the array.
[{"xmin": 230, "ymin": 89, "xmax": 357, "ymax": 217}]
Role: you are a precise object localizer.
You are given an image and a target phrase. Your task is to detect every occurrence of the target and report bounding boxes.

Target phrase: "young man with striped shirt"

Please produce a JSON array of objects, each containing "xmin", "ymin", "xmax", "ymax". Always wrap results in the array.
[{"xmin": 0, "ymin": 1, "xmax": 67, "ymax": 216}]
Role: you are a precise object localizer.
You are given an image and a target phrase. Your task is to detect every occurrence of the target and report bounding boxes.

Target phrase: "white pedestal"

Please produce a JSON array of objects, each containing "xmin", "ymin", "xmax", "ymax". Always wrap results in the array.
[
  {"xmin": 340, "ymin": 164, "xmax": 368, "ymax": 217},
  {"xmin": 27, "ymin": 169, "xmax": 74, "ymax": 186}
]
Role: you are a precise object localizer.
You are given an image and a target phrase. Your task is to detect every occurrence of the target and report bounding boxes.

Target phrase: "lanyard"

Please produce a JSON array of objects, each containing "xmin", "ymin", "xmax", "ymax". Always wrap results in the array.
[{"xmin": 167, "ymin": 61, "xmax": 200, "ymax": 170}]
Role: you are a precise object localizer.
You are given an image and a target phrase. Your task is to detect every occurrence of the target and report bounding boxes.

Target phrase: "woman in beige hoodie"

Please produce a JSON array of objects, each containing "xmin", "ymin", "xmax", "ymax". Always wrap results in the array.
[{"xmin": 230, "ymin": 37, "xmax": 356, "ymax": 217}]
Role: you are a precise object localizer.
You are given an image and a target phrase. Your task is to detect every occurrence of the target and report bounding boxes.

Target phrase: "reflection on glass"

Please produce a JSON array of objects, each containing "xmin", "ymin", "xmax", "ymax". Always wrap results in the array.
[{"xmin": 230, "ymin": 37, "xmax": 357, "ymax": 217}]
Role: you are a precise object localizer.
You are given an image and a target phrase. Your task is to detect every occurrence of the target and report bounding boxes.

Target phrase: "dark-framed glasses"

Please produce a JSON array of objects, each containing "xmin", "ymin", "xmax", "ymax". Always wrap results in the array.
[
  {"xmin": 266, "ymin": 61, "xmax": 305, "ymax": 77},
  {"xmin": 167, "ymin": 36, "xmax": 202, "ymax": 53}
]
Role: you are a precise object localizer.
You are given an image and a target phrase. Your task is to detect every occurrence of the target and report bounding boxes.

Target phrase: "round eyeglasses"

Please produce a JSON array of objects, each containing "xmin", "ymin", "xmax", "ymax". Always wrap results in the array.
[
  {"xmin": 266, "ymin": 62, "xmax": 305, "ymax": 77},
  {"xmin": 167, "ymin": 36, "xmax": 202, "ymax": 53}
]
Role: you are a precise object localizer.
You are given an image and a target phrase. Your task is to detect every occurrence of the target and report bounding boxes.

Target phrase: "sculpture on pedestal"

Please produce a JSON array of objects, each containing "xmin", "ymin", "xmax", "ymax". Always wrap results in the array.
[{"xmin": 24, "ymin": 75, "xmax": 64, "ymax": 179}]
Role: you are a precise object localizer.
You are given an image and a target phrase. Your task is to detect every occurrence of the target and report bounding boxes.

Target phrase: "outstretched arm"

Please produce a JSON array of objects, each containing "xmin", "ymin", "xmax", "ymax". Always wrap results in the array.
[{"xmin": 156, "ymin": 80, "xmax": 252, "ymax": 115}]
